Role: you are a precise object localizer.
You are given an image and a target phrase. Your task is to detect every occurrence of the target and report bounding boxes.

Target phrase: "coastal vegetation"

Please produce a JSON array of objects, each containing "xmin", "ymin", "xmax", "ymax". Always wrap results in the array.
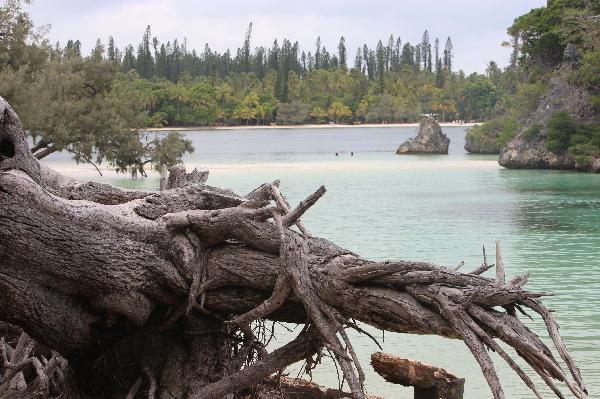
[
  {"xmin": 0, "ymin": 0, "xmax": 194, "ymax": 175},
  {"xmin": 546, "ymin": 110, "xmax": 600, "ymax": 168},
  {"xmin": 54, "ymin": 26, "xmax": 471, "ymax": 127},
  {"xmin": 465, "ymin": 0, "xmax": 600, "ymax": 172},
  {"xmin": 464, "ymin": 83, "xmax": 546, "ymax": 153},
  {"xmin": 0, "ymin": 0, "xmax": 508, "ymax": 173}
]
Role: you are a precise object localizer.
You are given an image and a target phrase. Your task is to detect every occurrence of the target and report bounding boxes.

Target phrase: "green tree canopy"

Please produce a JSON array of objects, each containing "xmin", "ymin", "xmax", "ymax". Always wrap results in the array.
[
  {"xmin": 508, "ymin": 0, "xmax": 600, "ymax": 67},
  {"xmin": 0, "ymin": 0, "xmax": 192, "ymax": 176}
]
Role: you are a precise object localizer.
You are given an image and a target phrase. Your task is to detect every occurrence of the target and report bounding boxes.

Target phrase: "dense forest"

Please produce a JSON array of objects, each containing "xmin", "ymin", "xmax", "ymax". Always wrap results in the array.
[
  {"xmin": 465, "ymin": 0, "xmax": 599, "ymax": 169},
  {"xmin": 53, "ymin": 26, "xmax": 476, "ymax": 128},
  {"xmin": 0, "ymin": 0, "xmax": 506, "ymax": 133}
]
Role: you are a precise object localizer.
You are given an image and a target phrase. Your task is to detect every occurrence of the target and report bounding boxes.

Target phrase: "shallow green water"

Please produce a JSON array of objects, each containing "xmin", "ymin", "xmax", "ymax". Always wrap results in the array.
[{"xmin": 44, "ymin": 126, "xmax": 600, "ymax": 398}]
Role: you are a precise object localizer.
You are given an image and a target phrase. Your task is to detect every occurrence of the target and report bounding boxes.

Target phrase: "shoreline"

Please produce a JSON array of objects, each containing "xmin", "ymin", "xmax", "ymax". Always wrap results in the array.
[
  {"xmin": 47, "ymin": 159, "xmax": 501, "ymax": 179},
  {"xmin": 145, "ymin": 122, "xmax": 478, "ymax": 132}
]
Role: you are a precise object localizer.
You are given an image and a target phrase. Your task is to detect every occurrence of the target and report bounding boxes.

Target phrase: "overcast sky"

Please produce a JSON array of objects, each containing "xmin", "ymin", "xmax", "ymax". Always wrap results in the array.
[{"xmin": 26, "ymin": 0, "xmax": 545, "ymax": 73}]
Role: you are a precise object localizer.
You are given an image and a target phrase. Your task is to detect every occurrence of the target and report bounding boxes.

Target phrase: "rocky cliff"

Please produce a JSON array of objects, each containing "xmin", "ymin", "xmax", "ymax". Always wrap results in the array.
[
  {"xmin": 396, "ymin": 117, "xmax": 450, "ymax": 155},
  {"xmin": 499, "ymin": 75, "xmax": 599, "ymax": 172}
]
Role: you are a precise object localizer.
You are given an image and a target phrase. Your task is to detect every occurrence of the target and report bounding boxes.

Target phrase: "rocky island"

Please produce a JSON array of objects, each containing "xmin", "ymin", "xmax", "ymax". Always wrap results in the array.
[
  {"xmin": 499, "ymin": 74, "xmax": 600, "ymax": 172},
  {"xmin": 396, "ymin": 116, "xmax": 450, "ymax": 155},
  {"xmin": 464, "ymin": 132, "xmax": 501, "ymax": 154},
  {"xmin": 464, "ymin": 119, "xmax": 508, "ymax": 155}
]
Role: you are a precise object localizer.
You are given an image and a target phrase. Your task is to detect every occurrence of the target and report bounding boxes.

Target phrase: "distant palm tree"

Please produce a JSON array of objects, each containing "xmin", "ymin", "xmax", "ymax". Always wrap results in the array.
[
  {"xmin": 215, "ymin": 83, "xmax": 233, "ymax": 109},
  {"xmin": 139, "ymin": 88, "xmax": 158, "ymax": 110},
  {"xmin": 168, "ymin": 84, "xmax": 191, "ymax": 126}
]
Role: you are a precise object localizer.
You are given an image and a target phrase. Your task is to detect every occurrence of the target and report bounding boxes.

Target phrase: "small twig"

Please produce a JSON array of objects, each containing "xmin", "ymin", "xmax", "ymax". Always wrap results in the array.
[
  {"xmin": 124, "ymin": 376, "xmax": 142, "ymax": 399},
  {"xmin": 514, "ymin": 303, "xmax": 534, "ymax": 320},
  {"xmin": 454, "ymin": 260, "xmax": 465, "ymax": 271},
  {"xmin": 522, "ymin": 355, "xmax": 568, "ymax": 399},
  {"xmin": 325, "ymin": 347, "xmax": 344, "ymax": 392},
  {"xmin": 227, "ymin": 273, "xmax": 291, "ymax": 327},
  {"xmin": 346, "ymin": 321, "xmax": 382, "ymax": 350},
  {"xmin": 270, "ymin": 184, "xmax": 312, "ymax": 237},
  {"xmin": 265, "ymin": 321, "xmax": 277, "ymax": 347},
  {"xmin": 186, "ymin": 237, "xmax": 212, "ymax": 315},
  {"xmin": 270, "ymin": 208, "xmax": 285, "ymax": 241},
  {"xmin": 190, "ymin": 328, "xmax": 321, "ymax": 399},
  {"xmin": 524, "ymin": 299, "xmax": 588, "ymax": 397},
  {"xmin": 509, "ymin": 273, "xmax": 529, "ymax": 289},
  {"xmin": 458, "ymin": 312, "xmax": 544, "ymax": 399},
  {"xmin": 143, "ymin": 366, "xmax": 157, "ymax": 399},
  {"xmin": 470, "ymin": 245, "xmax": 494, "ymax": 275},
  {"xmin": 282, "ymin": 185, "xmax": 326, "ymax": 230},
  {"xmin": 495, "ymin": 241, "xmax": 505, "ymax": 285},
  {"xmin": 159, "ymin": 236, "xmax": 215, "ymax": 331},
  {"xmin": 340, "ymin": 328, "xmax": 365, "ymax": 390},
  {"xmin": 443, "ymin": 303, "xmax": 505, "ymax": 399},
  {"xmin": 80, "ymin": 154, "xmax": 103, "ymax": 177}
]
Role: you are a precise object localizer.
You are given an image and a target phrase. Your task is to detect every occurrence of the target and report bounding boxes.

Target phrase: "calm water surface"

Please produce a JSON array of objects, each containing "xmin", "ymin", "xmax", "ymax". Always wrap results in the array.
[{"xmin": 44, "ymin": 126, "xmax": 600, "ymax": 398}]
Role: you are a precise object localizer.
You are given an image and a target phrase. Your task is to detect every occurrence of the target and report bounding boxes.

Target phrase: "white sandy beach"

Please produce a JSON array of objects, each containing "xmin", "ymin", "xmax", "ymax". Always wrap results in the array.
[
  {"xmin": 49, "ymin": 158, "xmax": 500, "ymax": 180},
  {"xmin": 146, "ymin": 122, "xmax": 478, "ymax": 132}
]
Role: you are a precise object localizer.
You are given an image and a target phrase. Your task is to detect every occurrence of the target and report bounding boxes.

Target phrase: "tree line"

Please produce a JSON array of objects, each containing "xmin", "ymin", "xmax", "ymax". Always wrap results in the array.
[
  {"xmin": 48, "ymin": 23, "xmax": 504, "ymax": 128},
  {"xmin": 72, "ymin": 24, "xmax": 454, "ymax": 85}
]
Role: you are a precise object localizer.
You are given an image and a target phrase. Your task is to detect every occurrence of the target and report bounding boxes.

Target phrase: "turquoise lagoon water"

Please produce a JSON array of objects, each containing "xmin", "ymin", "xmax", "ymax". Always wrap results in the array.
[{"xmin": 44, "ymin": 126, "xmax": 600, "ymax": 398}]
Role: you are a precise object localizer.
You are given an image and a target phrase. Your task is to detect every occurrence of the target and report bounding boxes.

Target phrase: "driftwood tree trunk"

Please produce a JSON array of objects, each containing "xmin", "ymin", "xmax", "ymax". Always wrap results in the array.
[
  {"xmin": 371, "ymin": 352, "xmax": 464, "ymax": 399},
  {"xmin": 0, "ymin": 96, "xmax": 589, "ymax": 399}
]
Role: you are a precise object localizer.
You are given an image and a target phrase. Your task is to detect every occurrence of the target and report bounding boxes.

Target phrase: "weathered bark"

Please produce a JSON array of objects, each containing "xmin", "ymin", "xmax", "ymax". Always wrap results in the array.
[{"xmin": 0, "ymin": 96, "xmax": 589, "ymax": 399}]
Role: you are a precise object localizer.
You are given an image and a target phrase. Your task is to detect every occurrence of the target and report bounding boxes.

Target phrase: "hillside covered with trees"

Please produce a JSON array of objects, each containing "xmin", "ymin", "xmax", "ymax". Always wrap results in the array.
[{"xmin": 465, "ymin": 0, "xmax": 600, "ymax": 171}]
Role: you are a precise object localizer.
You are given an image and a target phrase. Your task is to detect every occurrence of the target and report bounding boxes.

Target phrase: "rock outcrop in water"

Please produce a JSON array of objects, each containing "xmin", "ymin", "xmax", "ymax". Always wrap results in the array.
[
  {"xmin": 464, "ymin": 129, "xmax": 500, "ymax": 154},
  {"xmin": 499, "ymin": 76, "xmax": 599, "ymax": 172},
  {"xmin": 396, "ymin": 117, "xmax": 449, "ymax": 154}
]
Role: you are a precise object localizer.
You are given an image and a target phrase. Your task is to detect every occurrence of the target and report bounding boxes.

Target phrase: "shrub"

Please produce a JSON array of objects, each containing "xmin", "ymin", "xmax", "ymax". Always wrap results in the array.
[
  {"xmin": 568, "ymin": 124, "xmax": 600, "ymax": 165},
  {"xmin": 590, "ymin": 95, "xmax": 600, "ymax": 113},
  {"xmin": 465, "ymin": 116, "xmax": 517, "ymax": 145},
  {"xmin": 276, "ymin": 102, "xmax": 310, "ymax": 125},
  {"xmin": 513, "ymin": 83, "xmax": 548, "ymax": 119},
  {"xmin": 575, "ymin": 154, "xmax": 592, "ymax": 169},
  {"xmin": 523, "ymin": 124, "xmax": 542, "ymax": 140},
  {"xmin": 575, "ymin": 49, "xmax": 600, "ymax": 95},
  {"xmin": 546, "ymin": 111, "xmax": 577, "ymax": 153},
  {"xmin": 494, "ymin": 117, "xmax": 519, "ymax": 147},
  {"xmin": 542, "ymin": 112, "xmax": 600, "ymax": 162},
  {"xmin": 465, "ymin": 125, "xmax": 499, "ymax": 153}
]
